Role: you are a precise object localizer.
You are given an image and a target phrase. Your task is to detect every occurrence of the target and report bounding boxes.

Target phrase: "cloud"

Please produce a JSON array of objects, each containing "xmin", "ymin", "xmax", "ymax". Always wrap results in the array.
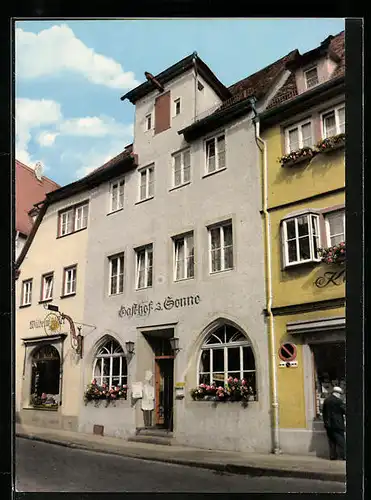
[
  {"xmin": 16, "ymin": 98, "xmax": 62, "ymax": 166},
  {"xmin": 16, "ymin": 24, "xmax": 139, "ymax": 90},
  {"xmin": 37, "ymin": 131, "xmax": 59, "ymax": 147},
  {"xmin": 59, "ymin": 116, "xmax": 133, "ymax": 138}
]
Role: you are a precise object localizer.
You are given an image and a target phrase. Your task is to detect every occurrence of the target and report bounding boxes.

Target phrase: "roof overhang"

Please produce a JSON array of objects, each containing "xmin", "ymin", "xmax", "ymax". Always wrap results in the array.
[
  {"xmin": 121, "ymin": 54, "xmax": 231, "ymax": 104},
  {"xmin": 258, "ymin": 75, "xmax": 344, "ymax": 130},
  {"xmin": 178, "ymin": 98, "xmax": 254, "ymax": 142}
]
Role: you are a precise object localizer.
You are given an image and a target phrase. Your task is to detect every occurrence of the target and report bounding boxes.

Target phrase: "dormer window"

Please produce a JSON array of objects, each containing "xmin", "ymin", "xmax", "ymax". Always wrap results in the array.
[{"xmin": 304, "ymin": 66, "xmax": 319, "ymax": 89}]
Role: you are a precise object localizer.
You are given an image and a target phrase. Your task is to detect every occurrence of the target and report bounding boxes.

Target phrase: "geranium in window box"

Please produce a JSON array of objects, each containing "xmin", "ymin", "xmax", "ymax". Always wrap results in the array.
[
  {"xmin": 278, "ymin": 147, "xmax": 316, "ymax": 168},
  {"xmin": 30, "ymin": 392, "xmax": 59, "ymax": 409},
  {"xmin": 84, "ymin": 379, "xmax": 128, "ymax": 407},
  {"xmin": 318, "ymin": 241, "xmax": 345, "ymax": 264},
  {"xmin": 316, "ymin": 133, "xmax": 345, "ymax": 153},
  {"xmin": 190, "ymin": 378, "xmax": 254, "ymax": 407}
]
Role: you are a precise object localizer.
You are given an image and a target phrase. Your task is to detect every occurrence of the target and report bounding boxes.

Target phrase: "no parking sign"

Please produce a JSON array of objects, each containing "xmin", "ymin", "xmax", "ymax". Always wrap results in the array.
[{"xmin": 278, "ymin": 343, "xmax": 298, "ymax": 367}]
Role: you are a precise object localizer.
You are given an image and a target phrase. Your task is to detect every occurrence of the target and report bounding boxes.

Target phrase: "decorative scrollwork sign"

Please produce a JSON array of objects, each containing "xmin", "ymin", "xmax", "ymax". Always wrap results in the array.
[{"xmin": 314, "ymin": 269, "xmax": 345, "ymax": 288}]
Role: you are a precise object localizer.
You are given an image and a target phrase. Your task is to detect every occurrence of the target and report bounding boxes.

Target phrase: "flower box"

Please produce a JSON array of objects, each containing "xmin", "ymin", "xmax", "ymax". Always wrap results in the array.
[
  {"xmin": 190, "ymin": 378, "xmax": 255, "ymax": 407},
  {"xmin": 84, "ymin": 379, "xmax": 128, "ymax": 407},
  {"xmin": 316, "ymin": 133, "xmax": 345, "ymax": 154},
  {"xmin": 318, "ymin": 241, "xmax": 345, "ymax": 265},
  {"xmin": 278, "ymin": 147, "xmax": 316, "ymax": 168}
]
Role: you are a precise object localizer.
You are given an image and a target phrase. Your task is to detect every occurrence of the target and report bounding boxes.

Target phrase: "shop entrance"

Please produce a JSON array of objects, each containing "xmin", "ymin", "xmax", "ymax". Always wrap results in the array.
[{"xmin": 143, "ymin": 331, "xmax": 175, "ymax": 431}]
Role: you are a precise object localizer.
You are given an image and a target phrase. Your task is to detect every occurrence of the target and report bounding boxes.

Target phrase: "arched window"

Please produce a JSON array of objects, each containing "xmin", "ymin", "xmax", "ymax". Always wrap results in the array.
[
  {"xmin": 30, "ymin": 344, "xmax": 60, "ymax": 404},
  {"xmin": 93, "ymin": 338, "xmax": 127, "ymax": 387},
  {"xmin": 198, "ymin": 324, "xmax": 257, "ymax": 399}
]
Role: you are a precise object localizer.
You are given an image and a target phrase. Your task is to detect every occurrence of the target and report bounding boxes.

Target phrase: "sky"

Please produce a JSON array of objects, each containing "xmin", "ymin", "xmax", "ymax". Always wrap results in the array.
[{"xmin": 15, "ymin": 18, "xmax": 345, "ymax": 187}]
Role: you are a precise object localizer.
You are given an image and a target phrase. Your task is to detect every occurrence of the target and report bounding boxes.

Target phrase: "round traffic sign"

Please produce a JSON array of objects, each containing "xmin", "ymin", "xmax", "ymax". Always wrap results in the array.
[{"xmin": 278, "ymin": 343, "xmax": 297, "ymax": 362}]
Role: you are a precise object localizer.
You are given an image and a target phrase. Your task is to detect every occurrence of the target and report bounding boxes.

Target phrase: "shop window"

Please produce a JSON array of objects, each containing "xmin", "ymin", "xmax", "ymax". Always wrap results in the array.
[
  {"xmin": 310, "ymin": 342, "xmax": 346, "ymax": 419},
  {"xmin": 93, "ymin": 338, "xmax": 128, "ymax": 387},
  {"xmin": 198, "ymin": 324, "xmax": 257, "ymax": 400},
  {"xmin": 30, "ymin": 344, "xmax": 60, "ymax": 408}
]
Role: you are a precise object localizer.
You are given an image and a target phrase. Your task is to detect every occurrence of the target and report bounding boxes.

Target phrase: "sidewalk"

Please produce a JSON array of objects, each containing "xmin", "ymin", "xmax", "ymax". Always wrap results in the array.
[{"xmin": 16, "ymin": 423, "xmax": 346, "ymax": 483}]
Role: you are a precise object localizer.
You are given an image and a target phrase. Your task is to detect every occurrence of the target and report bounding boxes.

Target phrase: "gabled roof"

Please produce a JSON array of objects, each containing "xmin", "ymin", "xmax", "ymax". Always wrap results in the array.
[
  {"xmin": 121, "ymin": 53, "xmax": 231, "ymax": 104},
  {"xmin": 179, "ymin": 49, "xmax": 298, "ymax": 141},
  {"xmin": 15, "ymin": 160, "xmax": 60, "ymax": 237},
  {"xmin": 266, "ymin": 30, "xmax": 344, "ymax": 110}
]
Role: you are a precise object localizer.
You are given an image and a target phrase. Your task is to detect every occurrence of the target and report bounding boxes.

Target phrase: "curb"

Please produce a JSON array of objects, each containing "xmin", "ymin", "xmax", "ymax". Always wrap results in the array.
[{"xmin": 16, "ymin": 433, "xmax": 345, "ymax": 483}]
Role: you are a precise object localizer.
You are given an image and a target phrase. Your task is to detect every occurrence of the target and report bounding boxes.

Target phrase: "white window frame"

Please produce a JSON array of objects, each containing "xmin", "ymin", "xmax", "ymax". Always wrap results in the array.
[
  {"xmin": 285, "ymin": 119, "xmax": 313, "ymax": 153},
  {"xmin": 93, "ymin": 339, "xmax": 127, "ymax": 388},
  {"xmin": 208, "ymin": 221, "xmax": 233, "ymax": 273},
  {"xmin": 145, "ymin": 113, "xmax": 152, "ymax": 131},
  {"xmin": 59, "ymin": 209, "xmax": 74, "ymax": 236},
  {"xmin": 282, "ymin": 213, "xmax": 321, "ymax": 267},
  {"xmin": 174, "ymin": 98, "xmax": 181, "ymax": 116},
  {"xmin": 74, "ymin": 203, "xmax": 89, "ymax": 231},
  {"xmin": 325, "ymin": 210, "xmax": 346, "ymax": 247},
  {"xmin": 205, "ymin": 133, "xmax": 226, "ymax": 174},
  {"xmin": 172, "ymin": 149, "xmax": 191, "ymax": 188},
  {"xmin": 21, "ymin": 279, "xmax": 32, "ymax": 306},
  {"xmin": 41, "ymin": 273, "xmax": 54, "ymax": 301},
  {"xmin": 63, "ymin": 266, "xmax": 77, "ymax": 296},
  {"xmin": 135, "ymin": 245, "xmax": 153, "ymax": 289},
  {"xmin": 138, "ymin": 165, "xmax": 154, "ymax": 201},
  {"xmin": 173, "ymin": 232, "xmax": 194, "ymax": 281},
  {"xmin": 109, "ymin": 178, "xmax": 125, "ymax": 213},
  {"xmin": 109, "ymin": 254, "xmax": 124, "ymax": 295},
  {"xmin": 304, "ymin": 66, "xmax": 319, "ymax": 89},
  {"xmin": 198, "ymin": 324, "xmax": 257, "ymax": 399},
  {"xmin": 321, "ymin": 103, "xmax": 345, "ymax": 139}
]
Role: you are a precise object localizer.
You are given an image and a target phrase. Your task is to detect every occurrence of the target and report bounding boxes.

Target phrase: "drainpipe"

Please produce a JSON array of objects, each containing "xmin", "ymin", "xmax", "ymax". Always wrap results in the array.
[
  {"xmin": 192, "ymin": 51, "xmax": 198, "ymax": 122},
  {"xmin": 249, "ymin": 97, "xmax": 281, "ymax": 455}
]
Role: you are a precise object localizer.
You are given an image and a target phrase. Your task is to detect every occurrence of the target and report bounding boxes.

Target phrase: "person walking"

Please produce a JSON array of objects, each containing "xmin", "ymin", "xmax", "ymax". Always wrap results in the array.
[{"xmin": 322, "ymin": 386, "xmax": 346, "ymax": 460}]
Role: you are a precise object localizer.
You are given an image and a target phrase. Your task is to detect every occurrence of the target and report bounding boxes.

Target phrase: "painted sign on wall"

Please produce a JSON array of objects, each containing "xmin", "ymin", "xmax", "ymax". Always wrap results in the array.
[
  {"xmin": 118, "ymin": 294, "xmax": 201, "ymax": 318},
  {"xmin": 314, "ymin": 269, "xmax": 345, "ymax": 288}
]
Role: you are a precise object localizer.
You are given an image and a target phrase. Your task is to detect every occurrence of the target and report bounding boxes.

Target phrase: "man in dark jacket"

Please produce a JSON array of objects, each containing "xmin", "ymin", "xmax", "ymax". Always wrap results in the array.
[{"xmin": 322, "ymin": 386, "xmax": 346, "ymax": 460}]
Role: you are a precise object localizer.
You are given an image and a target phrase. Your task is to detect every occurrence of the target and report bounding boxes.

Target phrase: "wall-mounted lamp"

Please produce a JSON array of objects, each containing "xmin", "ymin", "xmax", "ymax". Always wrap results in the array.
[
  {"xmin": 169, "ymin": 337, "xmax": 181, "ymax": 355},
  {"xmin": 125, "ymin": 341, "xmax": 135, "ymax": 355}
]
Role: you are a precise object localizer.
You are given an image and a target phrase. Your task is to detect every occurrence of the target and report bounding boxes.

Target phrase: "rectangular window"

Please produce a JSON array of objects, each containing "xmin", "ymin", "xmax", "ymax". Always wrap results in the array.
[
  {"xmin": 145, "ymin": 114, "xmax": 152, "ymax": 131},
  {"xmin": 63, "ymin": 266, "xmax": 77, "ymax": 296},
  {"xmin": 41, "ymin": 273, "xmax": 53, "ymax": 301},
  {"xmin": 75, "ymin": 204, "xmax": 89, "ymax": 231},
  {"xmin": 322, "ymin": 104, "xmax": 345, "ymax": 138},
  {"xmin": 174, "ymin": 98, "xmax": 181, "ymax": 116},
  {"xmin": 172, "ymin": 149, "xmax": 191, "ymax": 187},
  {"xmin": 135, "ymin": 244, "xmax": 153, "ymax": 289},
  {"xmin": 21, "ymin": 279, "xmax": 32, "ymax": 306},
  {"xmin": 285, "ymin": 120, "xmax": 312, "ymax": 153},
  {"xmin": 139, "ymin": 165, "xmax": 154, "ymax": 201},
  {"xmin": 110, "ymin": 179, "xmax": 125, "ymax": 213},
  {"xmin": 282, "ymin": 214, "xmax": 320, "ymax": 267},
  {"xmin": 205, "ymin": 134, "xmax": 226, "ymax": 174},
  {"xmin": 209, "ymin": 222, "xmax": 233, "ymax": 273},
  {"xmin": 325, "ymin": 210, "xmax": 345, "ymax": 246},
  {"xmin": 58, "ymin": 202, "xmax": 89, "ymax": 236},
  {"xmin": 173, "ymin": 232, "xmax": 194, "ymax": 281},
  {"xmin": 109, "ymin": 254, "xmax": 124, "ymax": 295},
  {"xmin": 304, "ymin": 66, "xmax": 319, "ymax": 89}
]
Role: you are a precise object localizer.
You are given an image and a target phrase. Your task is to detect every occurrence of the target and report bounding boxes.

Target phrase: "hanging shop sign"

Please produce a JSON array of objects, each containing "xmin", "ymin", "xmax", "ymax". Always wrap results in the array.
[
  {"xmin": 118, "ymin": 294, "xmax": 201, "ymax": 319},
  {"xmin": 314, "ymin": 269, "xmax": 345, "ymax": 288},
  {"xmin": 278, "ymin": 342, "xmax": 297, "ymax": 362}
]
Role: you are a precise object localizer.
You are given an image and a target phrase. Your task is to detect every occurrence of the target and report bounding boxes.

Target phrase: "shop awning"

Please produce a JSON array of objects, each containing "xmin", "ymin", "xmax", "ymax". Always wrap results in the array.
[{"xmin": 287, "ymin": 316, "xmax": 345, "ymax": 335}]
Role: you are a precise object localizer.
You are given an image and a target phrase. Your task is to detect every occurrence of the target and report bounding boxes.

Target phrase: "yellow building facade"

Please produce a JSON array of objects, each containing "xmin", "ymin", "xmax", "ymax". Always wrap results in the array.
[{"xmin": 259, "ymin": 66, "xmax": 345, "ymax": 455}]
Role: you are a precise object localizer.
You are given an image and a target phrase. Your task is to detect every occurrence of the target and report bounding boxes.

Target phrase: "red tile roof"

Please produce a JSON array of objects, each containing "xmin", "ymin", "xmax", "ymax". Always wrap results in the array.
[
  {"xmin": 81, "ymin": 143, "xmax": 135, "ymax": 180},
  {"xmin": 16, "ymin": 160, "xmax": 60, "ymax": 236},
  {"xmin": 267, "ymin": 30, "xmax": 344, "ymax": 110}
]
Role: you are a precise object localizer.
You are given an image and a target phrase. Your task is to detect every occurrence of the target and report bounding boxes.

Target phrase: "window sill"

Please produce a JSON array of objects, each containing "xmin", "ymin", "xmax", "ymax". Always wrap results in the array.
[
  {"xmin": 317, "ymin": 143, "xmax": 345, "ymax": 154},
  {"xmin": 284, "ymin": 259, "xmax": 321, "ymax": 270},
  {"xmin": 39, "ymin": 298, "xmax": 53, "ymax": 304},
  {"xmin": 135, "ymin": 196, "xmax": 154, "ymax": 205},
  {"xmin": 107, "ymin": 208, "xmax": 124, "ymax": 216},
  {"xmin": 174, "ymin": 276, "xmax": 195, "ymax": 283},
  {"xmin": 202, "ymin": 167, "xmax": 227, "ymax": 179},
  {"xmin": 23, "ymin": 406, "xmax": 59, "ymax": 411},
  {"xmin": 169, "ymin": 181, "xmax": 191, "ymax": 192},
  {"xmin": 280, "ymin": 155, "xmax": 315, "ymax": 168},
  {"xmin": 135, "ymin": 286, "xmax": 152, "ymax": 291},
  {"xmin": 19, "ymin": 303, "xmax": 32, "ymax": 309},
  {"xmin": 210, "ymin": 267, "xmax": 234, "ymax": 275},
  {"xmin": 108, "ymin": 292, "xmax": 124, "ymax": 297},
  {"xmin": 60, "ymin": 292, "xmax": 76, "ymax": 299},
  {"xmin": 57, "ymin": 227, "xmax": 87, "ymax": 239}
]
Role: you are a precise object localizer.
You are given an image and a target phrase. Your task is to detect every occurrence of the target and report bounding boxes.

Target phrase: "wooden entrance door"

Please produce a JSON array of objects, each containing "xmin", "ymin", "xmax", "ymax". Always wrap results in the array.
[{"xmin": 154, "ymin": 356, "xmax": 174, "ymax": 430}]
